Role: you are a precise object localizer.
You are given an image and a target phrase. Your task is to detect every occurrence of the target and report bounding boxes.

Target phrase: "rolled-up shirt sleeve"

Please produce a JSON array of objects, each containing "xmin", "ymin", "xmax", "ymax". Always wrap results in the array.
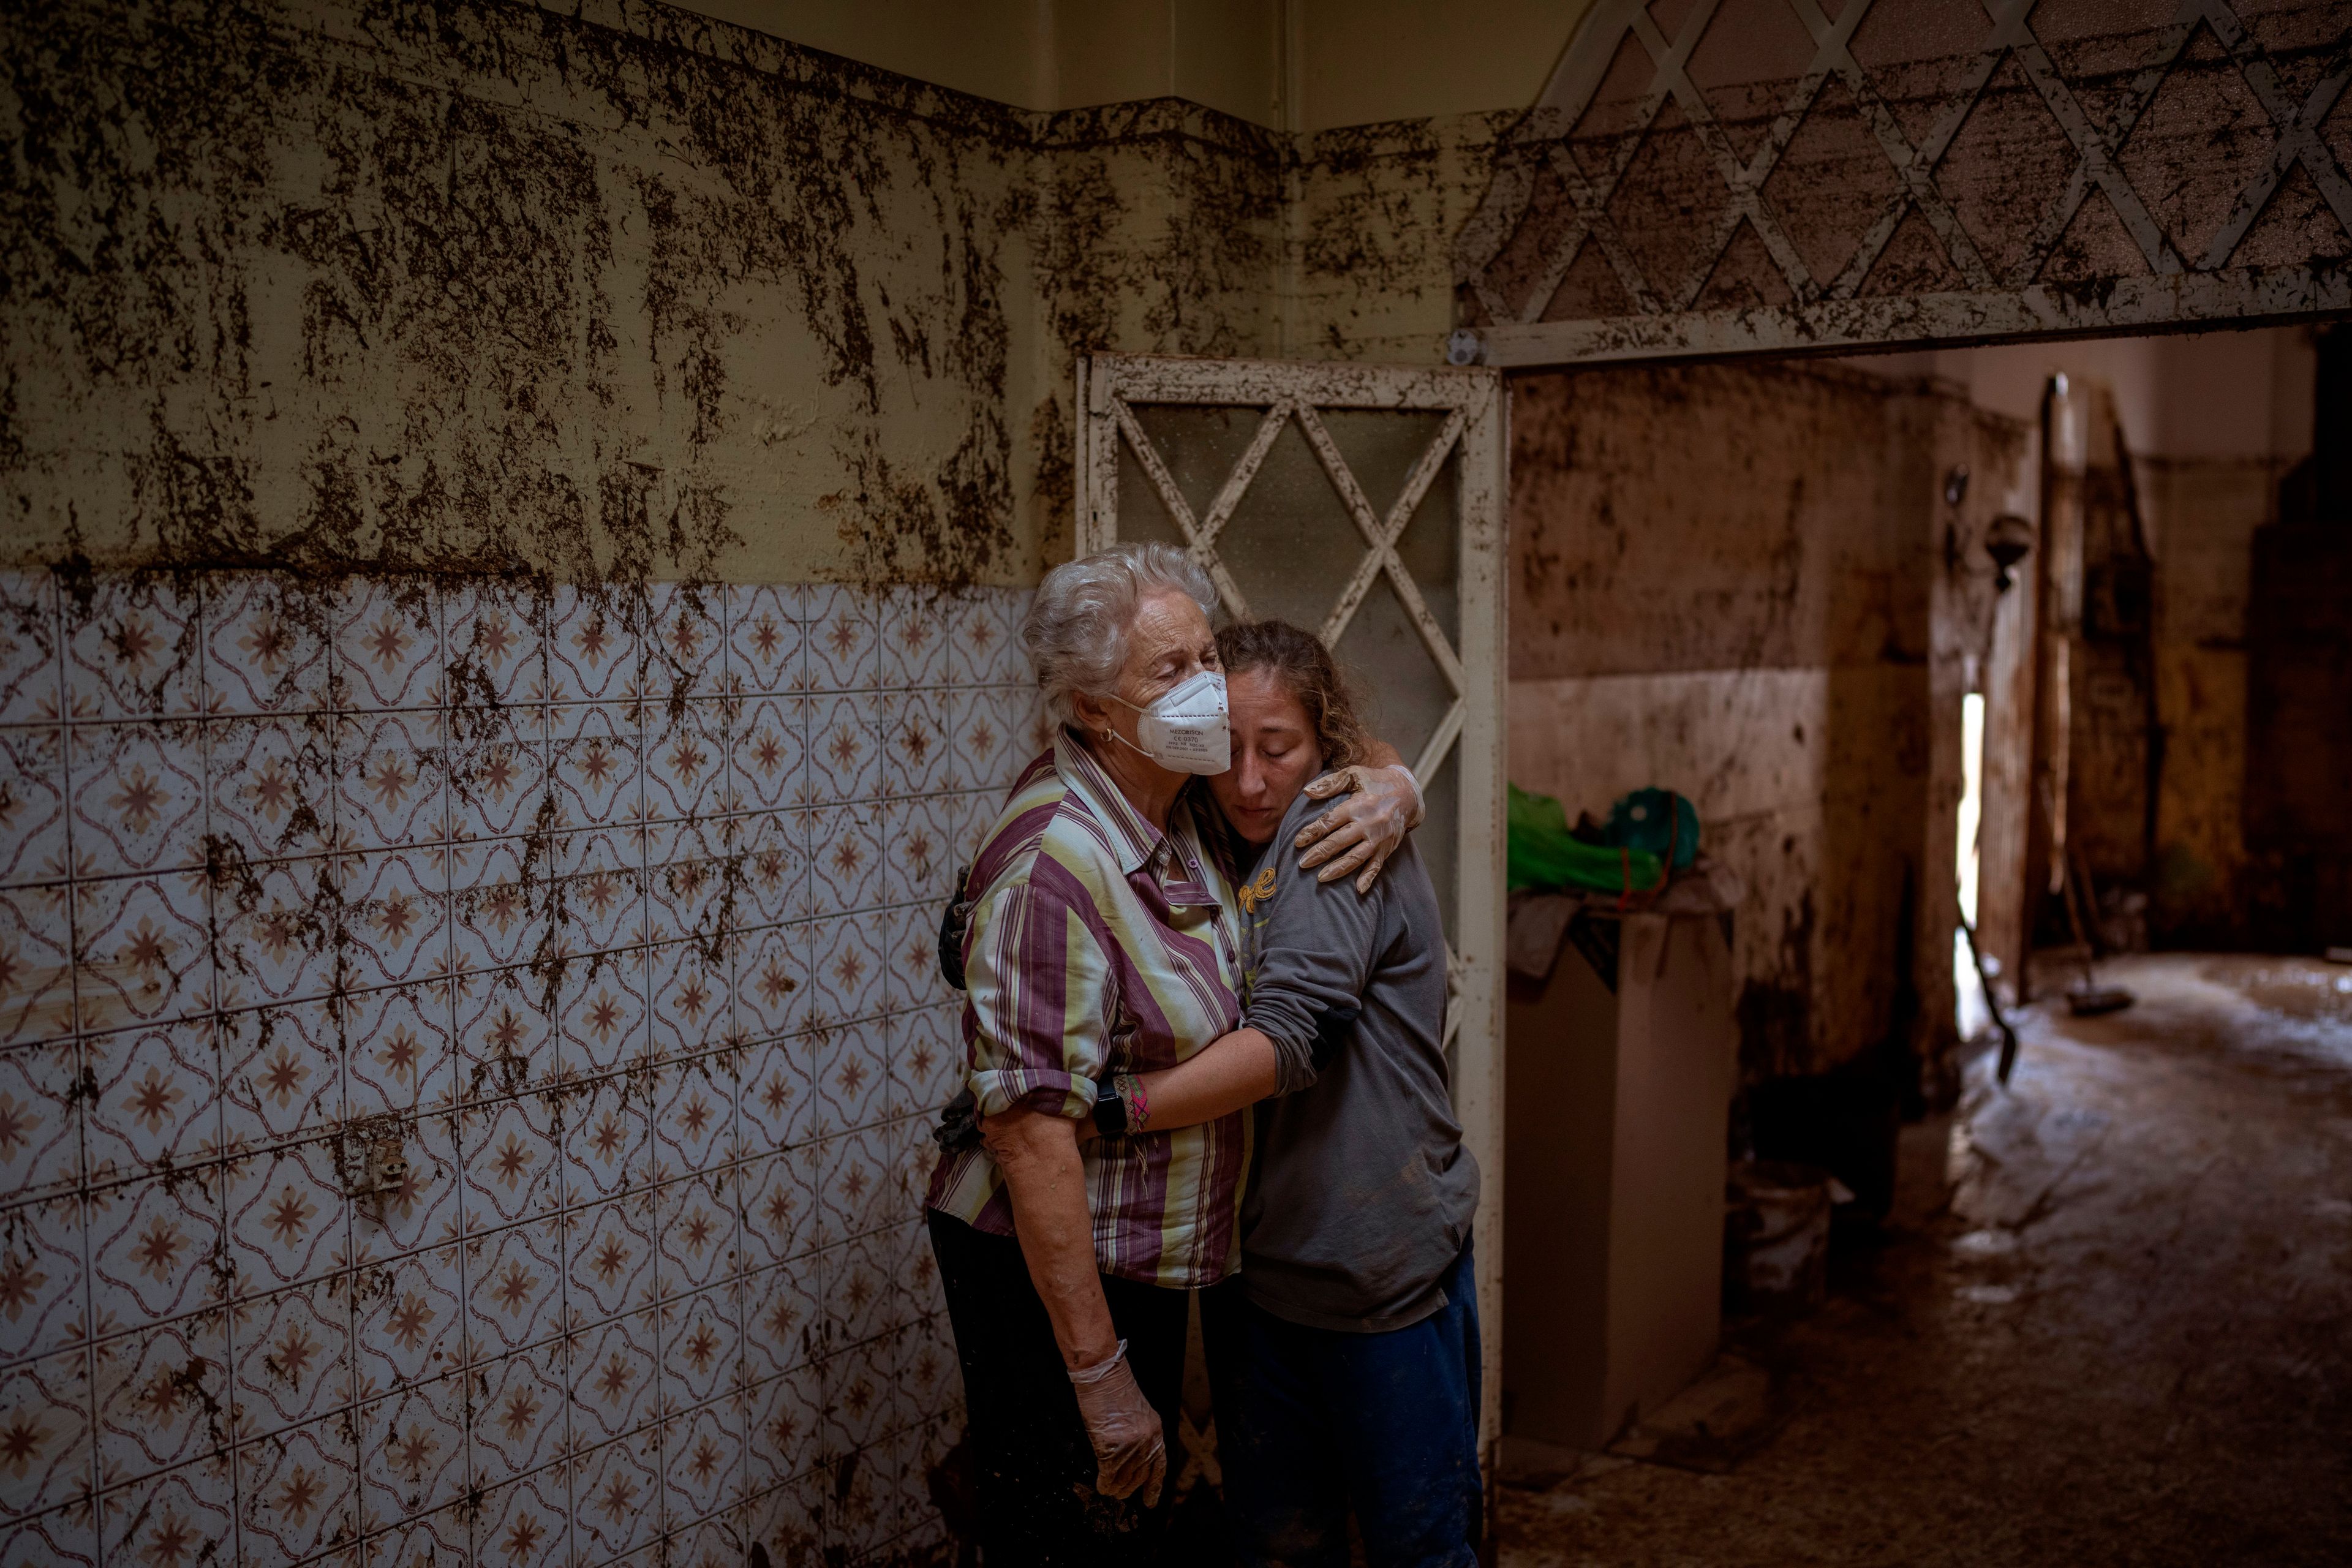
[
  {"xmin": 1244, "ymin": 864, "xmax": 1381, "ymax": 1096},
  {"xmin": 962, "ymin": 881, "xmax": 1110, "ymax": 1120}
]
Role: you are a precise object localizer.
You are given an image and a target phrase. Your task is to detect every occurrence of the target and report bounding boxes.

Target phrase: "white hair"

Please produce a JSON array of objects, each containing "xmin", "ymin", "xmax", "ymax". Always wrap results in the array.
[{"xmin": 1022, "ymin": 543, "xmax": 1218, "ymax": 725}]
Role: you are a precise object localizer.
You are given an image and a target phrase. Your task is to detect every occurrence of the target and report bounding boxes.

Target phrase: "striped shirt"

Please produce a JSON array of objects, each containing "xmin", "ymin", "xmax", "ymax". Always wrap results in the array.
[{"xmin": 925, "ymin": 729, "xmax": 1248, "ymax": 1288}]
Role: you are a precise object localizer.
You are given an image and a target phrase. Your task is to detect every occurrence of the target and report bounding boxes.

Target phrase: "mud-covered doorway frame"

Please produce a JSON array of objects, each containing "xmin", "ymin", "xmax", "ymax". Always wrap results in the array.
[{"xmin": 1074, "ymin": 352, "xmax": 1512, "ymax": 1501}]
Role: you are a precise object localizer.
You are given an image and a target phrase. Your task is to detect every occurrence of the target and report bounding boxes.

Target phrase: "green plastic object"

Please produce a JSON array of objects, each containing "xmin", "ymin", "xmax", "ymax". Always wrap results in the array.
[
  {"xmin": 1507, "ymin": 783, "xmax": 1665, "ymax": 896},
  {"xmin": 1608, "ymin": 787, "xmax": 1700, "ymax": 870}
]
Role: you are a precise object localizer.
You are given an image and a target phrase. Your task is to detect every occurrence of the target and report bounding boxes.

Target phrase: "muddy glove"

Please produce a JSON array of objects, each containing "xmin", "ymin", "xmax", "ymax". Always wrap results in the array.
[
  {"xmin": 1068, "ymin": 1340, "xmax": 1166, "ymax": 1507},
  {"xmin": 1295, "ymin": 764, "xmax": 1424, "ymax": 892}
]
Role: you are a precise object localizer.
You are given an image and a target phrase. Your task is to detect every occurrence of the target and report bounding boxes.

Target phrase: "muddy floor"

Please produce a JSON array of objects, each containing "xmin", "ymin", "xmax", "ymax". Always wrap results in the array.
[{"xmin": 1496, "ymin": 953, "xmax": 2352, "ymax": 1568}]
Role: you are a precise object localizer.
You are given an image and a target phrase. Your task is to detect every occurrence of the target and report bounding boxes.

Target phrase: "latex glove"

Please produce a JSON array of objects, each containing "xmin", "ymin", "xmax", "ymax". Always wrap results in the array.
[
  {"xmin": 1068, "ymin": 1341, "xmax": 1167, "ymax": 1507},
  {"xmin": 1295, "ymin": 764, "xmax": 1423, "ymax": 892}
]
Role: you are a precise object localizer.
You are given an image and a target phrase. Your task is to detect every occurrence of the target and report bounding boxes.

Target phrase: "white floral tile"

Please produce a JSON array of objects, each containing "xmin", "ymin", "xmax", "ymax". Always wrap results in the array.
[
  {"xmin": 62, "ymin": 576, "xmax": 203, "ymax": 721},
  {"xmin": 453, "ymin": 969, "xmax": 556, "ymax": 1106},
  {"xmin": 645, "ymin": 582, "xmax": 727, "ymax": 701},
  {"xmin": 565, "ymin": 1075, "xmax": 651, "ymax": 1207},
  {"xmin": 223, "ymin": 1138, "xmax": 349, "ymax": 1297},
  {"xmin": 336, "ymin": 710, "xmax": 449, "ymax": 851},
  {"xmin": 725, "ymin": 585, "xmax": 802, "ymax": 698},
  {"xmin": 878, "ymin": 794, "xmax": 954, "ymax": 913},
  {"xmin": 352, "ymin": 1245, "xmax": 466, "ymax": 1394},
  {"xmin": 0, "ymin": 575, "xmax": 62, "ymax": 726},
  {"xmin": 0, "ymin": 885, "xmax": 74, "ymax": 1044},
  {"xmin": 809, "ymin": 916, "xmax": 885, "ymax": 1030},
  {"xmin": 820, "ymin": 1333, "xmax": 897, "ymax": 1465},
  {"xmin": 654, "ymin": 1173, "xmax": 737, "ymax": 1302},
  {"xmin": 331, "ymin": 578, "xmax": 442, "ymax": 713},
  {"xmin": 889, "ymin": 587, "xmax": 963, "ymax": 691},
  {"xmin": 559, "ymin": 952, "xmax": 652, "ymax": 1080},
  {"xmin": 91, "ymin": 1306, "xmax": 228, "ymax": 1490},
  {"xmin": 802, "ymin": 587, "xmax": 877, "ymax": 694},
  {"xmin": 660, "ymin": 1286, "xmax": 737, "ymax": 1412},
  {"xmin": 213, "ymin": 859, "xmax": 338, "ymax": 1011},
  {"xmin": 86, "ymin": 1172, "xmax": 222, "ymax": 1337},
  {"xmin": 736, "ymin": 1038, "xmax": 813, "ymax": 1156},
  {"xmin": 729, "ymin": 925, "xmax": 805, "ymax": 1045},
  {"xmin": 647, "ymin": 941, "xmax": 731, "ymax": 1063},
  {"xmin": 565, "ymin": 1199, "xmax": 657, "ymax": 1330},
  {"xmin": 230, "ymin": 1278, "xmax": 353, "ymax": 1439},
  {"xmin": 0, "ymin": 1194, "xmax": 86, "ymax": 1366},
  {"xmin": 0, "ymin": 1040, "xmax": 80, "ymax": 1203},
  {"xmin": 736, "ymin": 1150, "xmax": 818, "ymax": 1276},
  {"xmin": 473, "ymin": 1449, "xmax": 573, "ymax": 1565},
  {"xmin": 562, "ymin": 854, "xmax": 649, "ymax": 956},
  {"xmin": 355, "ymin": 1371, "xmax": 469, "ymax": 1530},
  {"xmin": 729, "ymin": 693, "xmax": 804, "ymax": 815},
  {"xmin": 0, "ymin": 1346, "xmax": 92, "ymax": 1528},
  {"xmin": 444, "ymin": 581, "xmax": 549, "ymax": 707},
  {"xmin": 204, "ymin": 577, "xmax": 331, "ymax": 715},
  {"xmin": 739, "ymin": 1256, "xmax": 822, "ymax": 1384},
  {"xmin": 363, "ymin": 1494, "xmax": 471, "ymax": 1566},
  {"xmin": 568, "ymin": 1307, "xmax": 659, "ymax": 1444},
  {"xmin": 945, "ymin": 588, "xmax": 1023, "ymax": 688},
  {"xmin": 66, "ymin": 721, "xmax": 206, "ymax": 877},
  {"xmin": 643, "ymin": 701, "xmax": 729, "ymax": 824},
  {"xmin": 467, "ymin": 1347, "xmax": 570, "ymax": 1491},
  {"xmin": 202, "ymin": 714, "xmax": 336, "ymax": 864},
  {"xmin": 734, "ymin": 811, "xmax": 807, "ymax": 928},
  {"xmin": 548, "ymin": 588, "xmax": 644, "ymax": 706},
  {"xmin": 643, "ymin": 851, "xmax": 727, "ymax": 949},
  {"xmin": 71, "ymin": 872, "xmax": 211, "ymax": 1035},
  {"xmin": 889, "ymin": 1005, "xmax": 962, "ymax": 1126},
  {"xmin": 805, "ymin": 804, "xmax": 882, "ymax": 919},
  {"xmin": 0, "ymin": 727, "xmax": 68, "ymax": 888},
  {"xmin": 804, "ymin": 693, "xmax": 877, "ymax": 805},
  {"xmin": 449, "ymin": 840, "xmax": 551, "ymax": 975},
  {"xmin": 648, "ymin": 1055, "xmax": 733, "ymax": 1175},
  {"xmin": 812, "ymin": 1027, "xmax": 890, "ymax": 1139},
  {"xmin": 572, "ymin": 1431, "xmax": 663, "ymax": 1563},
  {"xmin": 448, "ymin": 709, "xmax": 549, "ymax": 842},
  {"xmin": 83, "ymin": 1020, "xmax": 220, "ymax": 1186},
  {"xmin": 343, "ymin": 980, "xmax": 456, "ymax": 1122},
  {"xmin": 660, "ymin": 1397, "xmax": 742, "ymax": 1529},
  {"xmin": 235, "ymin": 1414, "xmax": 359, "ymax": 1562},
  {"xmin": 876, "ymin": 687, "xmax": 951, "ymax": 800},
  {"xmin": 464, "ymin": 1218, "xmax": 564, "ymax": 1360},
  {"xmin": 97, "ymin": 1454, "xmax": 229, "ymax": 1568},
  {"xmin": 880, "ymin": 902, "xmax": 947, "ymax": 1017},
  {"xmin": 957, "ymin": 685, "xmax": 1050, "ymax": 796},
  {"xmin": 548, "ymin": 704, "xmax": 642, "ymax": 831},
  {"xmin": 458, "ymin": 1095, "xmax": 561, "ymax": 1232},
  {"xmin": 819, "ymin": 1231, "xmax": 899, "ymax": 1352},
  {"xmin": 217, "ymin": 1003, "xmax": 339, "ymax": 1153}
]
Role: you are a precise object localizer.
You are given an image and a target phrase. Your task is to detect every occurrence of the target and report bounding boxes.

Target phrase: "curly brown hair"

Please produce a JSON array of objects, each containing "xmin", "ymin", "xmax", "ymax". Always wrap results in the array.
[{"xmin": 1214, "ymin": 619, "xmax": 1368, "ymax": 771}]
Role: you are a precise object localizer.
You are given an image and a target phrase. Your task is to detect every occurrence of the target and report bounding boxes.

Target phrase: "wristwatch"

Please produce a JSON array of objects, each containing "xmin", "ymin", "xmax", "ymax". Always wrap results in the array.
[{"xmin": 1091, "ymin": 1082, "xmax": 1127, "ymax": 1139}]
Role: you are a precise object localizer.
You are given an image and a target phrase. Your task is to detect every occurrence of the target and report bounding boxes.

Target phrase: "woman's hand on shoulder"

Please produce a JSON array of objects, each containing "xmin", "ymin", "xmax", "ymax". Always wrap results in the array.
[{"xmin": 1292, "ymin": 763, "xmax": 1423, "ymax": 893}]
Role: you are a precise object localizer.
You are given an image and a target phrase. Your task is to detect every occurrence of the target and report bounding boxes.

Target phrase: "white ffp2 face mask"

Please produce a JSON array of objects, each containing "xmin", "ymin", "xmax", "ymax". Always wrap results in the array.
[{"xmin": 1110, "ymin": 668, "xmax": 1230, "ymax": 775}]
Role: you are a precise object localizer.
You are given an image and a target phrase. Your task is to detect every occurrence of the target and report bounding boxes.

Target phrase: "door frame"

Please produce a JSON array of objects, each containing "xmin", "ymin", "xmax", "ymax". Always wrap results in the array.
[{"xmin": 1076, "ymin": 352, "xmax": 1513, "ymax": 1483}]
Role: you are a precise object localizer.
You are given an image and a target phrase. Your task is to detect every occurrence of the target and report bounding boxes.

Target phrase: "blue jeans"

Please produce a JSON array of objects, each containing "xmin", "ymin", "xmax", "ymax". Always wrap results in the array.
[{"xmin": 1203, "ymin": 1240, "xmax": 1482, "ymax": 1568}]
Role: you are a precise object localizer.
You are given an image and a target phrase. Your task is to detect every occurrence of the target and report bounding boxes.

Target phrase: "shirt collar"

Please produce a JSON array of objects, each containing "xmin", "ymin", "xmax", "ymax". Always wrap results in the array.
[{"xmin": 1054, "ymin": 726, "xmax": 1170, "ymax": 878}]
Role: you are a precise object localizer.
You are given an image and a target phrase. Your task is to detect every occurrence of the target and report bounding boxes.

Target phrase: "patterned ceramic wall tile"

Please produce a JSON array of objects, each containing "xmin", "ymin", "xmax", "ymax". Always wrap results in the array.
[{"xmin": 0, "ymin": 573, "xmax": 1031, "ymax": 1566}]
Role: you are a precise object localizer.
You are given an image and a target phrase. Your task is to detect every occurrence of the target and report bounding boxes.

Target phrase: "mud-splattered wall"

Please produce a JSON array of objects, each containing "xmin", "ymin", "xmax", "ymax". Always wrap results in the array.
[
  {"xmin": 0, "ymin": 2, "xmax": 1335, "ymax": 1566},
  {"xmin": 1506, "ymin": 361, "xmax": 2028, "ymax": 1093},
  {"xmin": 0, "ymin": 0, "xmax": 1311, "ymax": 588}
]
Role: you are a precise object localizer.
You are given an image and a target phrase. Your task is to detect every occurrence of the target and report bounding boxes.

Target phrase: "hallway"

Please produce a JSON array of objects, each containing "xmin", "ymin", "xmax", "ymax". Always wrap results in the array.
[{"xmin": 1497, "ymin": 954, "xmax": 2352, "ymax": 1567}]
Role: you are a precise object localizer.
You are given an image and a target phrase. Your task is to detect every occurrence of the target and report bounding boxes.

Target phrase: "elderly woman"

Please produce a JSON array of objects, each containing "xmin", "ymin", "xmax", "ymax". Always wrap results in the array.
[{"xmin": 925, "ymin": 545, "xmax": 1420, "ymax": 1564}]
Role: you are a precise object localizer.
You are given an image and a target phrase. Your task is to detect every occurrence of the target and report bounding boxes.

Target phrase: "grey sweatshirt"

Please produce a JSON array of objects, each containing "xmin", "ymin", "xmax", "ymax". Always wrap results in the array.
[{"xmin": 1234, "ymin": 790, "xmax": 1482, "ymax": 1332}]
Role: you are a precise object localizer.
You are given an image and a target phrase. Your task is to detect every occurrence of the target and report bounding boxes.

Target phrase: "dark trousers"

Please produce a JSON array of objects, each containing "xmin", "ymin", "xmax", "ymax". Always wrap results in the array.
[
  {"xmin": 1202, "ymin": 1239, "xmax": 1482, "ymax": 1568},
  {"xmin": 927, "ymin": 1210, "xmax": 1190, "ymax": 1567}
]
